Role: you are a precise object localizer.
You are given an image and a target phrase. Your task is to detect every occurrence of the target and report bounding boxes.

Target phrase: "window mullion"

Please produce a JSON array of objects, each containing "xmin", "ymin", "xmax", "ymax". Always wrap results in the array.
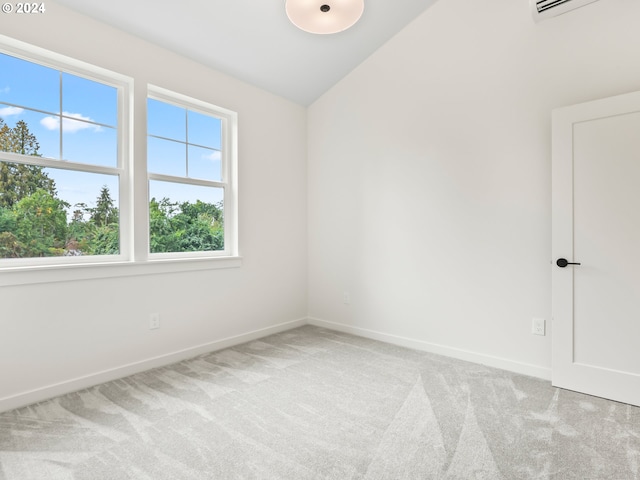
[
  {"xmin": 0, "ymin": 150, "xmax": 121, "ymax": 176},
  {"xmin": 185, "ymin": 108, "xmax": 189, "ymax": 178},
  {"xmin": 148, "ymin": 172, "xmax": 225, "ymax": 189},
  {"xmin": 59, "ymin": 70, "xmax": 63, "ymax": 160},
  {"xmin": 221, "ymin": 117, "xmax": 228, "ymax": 183}
]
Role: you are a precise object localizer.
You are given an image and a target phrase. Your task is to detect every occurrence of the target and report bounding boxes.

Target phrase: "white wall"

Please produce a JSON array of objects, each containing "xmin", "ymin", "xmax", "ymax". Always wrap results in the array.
[
  {"xmin": 0, "ymin": 2, "xmax": 307, "ymax": 410},
  {"xmin": 308, "ymin": 0, "xmax": 640, "ymax": 377},
  {"xmin": 2, "ymin": 0, "xmax": 639, "ymax": 412}
]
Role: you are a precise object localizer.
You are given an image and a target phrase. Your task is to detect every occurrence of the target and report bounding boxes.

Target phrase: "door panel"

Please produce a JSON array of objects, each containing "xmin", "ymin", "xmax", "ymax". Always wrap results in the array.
[
  {"xmin": 573, "ymin": 112, "xmax": 640, "ymax": 373},
  {"xmin": 552, "ymin": 92, "xmax": 640, "ymax": 407}
]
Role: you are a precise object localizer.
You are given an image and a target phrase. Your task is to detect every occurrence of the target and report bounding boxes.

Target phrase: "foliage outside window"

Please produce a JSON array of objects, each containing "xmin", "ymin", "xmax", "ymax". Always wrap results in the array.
[
  {"xmin": 0, "ymin": 40, "xmax": 238, "ymax": 276},
  {"xmin": 147, "ymin": 89, "xmax": 235, "ymax": 257},
  {"xmin": 0, "ymin": 50, "xmax": 124, "ymax": 262}
]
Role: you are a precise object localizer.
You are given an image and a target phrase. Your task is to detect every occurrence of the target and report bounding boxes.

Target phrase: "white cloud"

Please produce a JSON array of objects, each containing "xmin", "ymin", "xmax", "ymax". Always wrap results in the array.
[
  {"xmin": 203, "ymin": 150, "xmax": 222, "ymax": 162},
  {"xmin": 0, "ymin": 86, "xmax": 9, "ymax": 94},
  {"xmin": 40, "ymin": 116, "xmax": 60, "ymax": 131},
  {"xmin": 40, "ymin": 112, "xmax": 102, "ymax": 133},
  {"xmin": 0, "ymin": 106, "xmax": 24, "ymax": 117}
]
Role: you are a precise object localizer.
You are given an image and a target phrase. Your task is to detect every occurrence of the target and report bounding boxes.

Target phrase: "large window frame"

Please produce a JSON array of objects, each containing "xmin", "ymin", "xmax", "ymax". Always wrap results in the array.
[
  {"xmin": 0, "ymin": 40, "xmax": 132, "ymax": 268},
  {"xmin": 0, "ymin": 36, "xmax": 240, "ymax": 287},
  {"xmin": 146, "ymin": 86, "xmax": 238, "ymax": 261}
]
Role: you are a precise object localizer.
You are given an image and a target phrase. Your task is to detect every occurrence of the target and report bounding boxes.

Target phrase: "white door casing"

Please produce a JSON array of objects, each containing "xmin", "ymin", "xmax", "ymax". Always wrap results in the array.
[{"xmin": 552, "ymin": 91, "xmax": 640, "ymax": 407}]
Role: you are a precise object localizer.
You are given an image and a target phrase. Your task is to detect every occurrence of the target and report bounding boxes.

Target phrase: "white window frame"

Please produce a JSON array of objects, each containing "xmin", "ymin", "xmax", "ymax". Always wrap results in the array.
[
  {"xmin": 0, "ymin": 38, "xmax": 133, "ymax": 269},
  {"xmin": 146, "ymin": 85, "xmax": 238, "ymax": 261},
  {"xmin": 0, "ymin": 35, "xmax": 241, "ymax": 287}
]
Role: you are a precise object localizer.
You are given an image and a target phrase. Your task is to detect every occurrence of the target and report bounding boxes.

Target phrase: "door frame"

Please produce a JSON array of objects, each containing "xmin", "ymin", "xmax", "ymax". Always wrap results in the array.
[{"xmin": 551, "ymin": 90, "xmax": 640, "ymax": 406}]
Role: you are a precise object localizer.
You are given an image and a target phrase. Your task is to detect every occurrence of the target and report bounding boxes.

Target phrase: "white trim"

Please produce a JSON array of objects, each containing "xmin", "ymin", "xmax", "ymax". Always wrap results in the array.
[
  {"xmin": 551, "ymin": 90, "xmax": 640, "ymax": 407},
  {"xmin": 147, "ymin": 85, "xmax": 237, "ymax": 120},
  {"xmin": 146, "ymin": 85, "xmax": 239, "ymax": 259},
  {"xmin": 0, "ymin": 317, "xmax": 306, "ymax": 413},
  {"xmin": 0, "ymin": 34, "xmax": 131, "ymax": 88},
  {"xmin": 0, "ymin": 151, "xmax": 120, "ymax": 175},
  {"xmin": 0, "ymin": 255, "xmax": 243, "ymax": 287},
  {"xmin": 0, "ymin": 316, "xmax": 554, "ymax": 413},
  {"xmin": 148, "ymin": 173, "xmax": 225, "ymax": 189},
  {"xmin": 0, "ymin": 36, "xmax": 240, "ymax": 274},
  {"xmin": 0, "ymin": 35, "xmax": 134, "ymax": 269},
  {"xmin": 308, "ymin": 317, "xmax": 552, "ymax": 380},
  {"xmin": 117, "ymin": 72, "xmax": 134, "ymax": 262}
]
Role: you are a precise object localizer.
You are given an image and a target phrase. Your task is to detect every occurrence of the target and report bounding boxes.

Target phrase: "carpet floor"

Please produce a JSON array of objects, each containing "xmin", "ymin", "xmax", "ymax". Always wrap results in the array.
[{"xmin": 0, "ymin": 325, "xmax": 639, "ymax": 479}]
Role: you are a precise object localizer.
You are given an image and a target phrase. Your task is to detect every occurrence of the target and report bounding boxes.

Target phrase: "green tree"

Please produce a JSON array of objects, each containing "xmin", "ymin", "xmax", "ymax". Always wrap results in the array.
[
  {"xmin": 0, "ymin": 207, "xmax": 22, "ymax": 257},
  {"xmin": 13, "ymin": 189, "xmax": 69, "ymax": 257},
  {"xmin": 149, "ymin": 198, "xmax": 179, "ymax": 253},
  {"xmin": 0, "ymin": 231, "xmax": 24, "ymax": 258},
  {"xmin": 10, "ymin": 119, "xmax": 41, "ymax": 155},
  {"xmin": 149, "ymin": 197, "xmax": 223, "ymax": 253},
  {"xmin": 87, "ymin": 186, "xmax": 119, "ymax": 254},
  {"xmin": 66, "ymin": 189, "xmax": 120, "ymax": 256},
  {"xmin": 90, "ymin": 223, "xmax": 120, "ymax": 255},
  {"xmin": 0, "ymin": 118, "xmax": 57, "ymax": 209},
  {"xmin": 90, "ymin": 185, "xmax": 118, "ymax": 227},
  {"xmin": 66, "ymin": 203, "xmax": 92, "ymax": 254},
  {"xmin": 0, "ymin": 119, "xmax": 11, "ymax": 152},
  {"xmin": 174, "ymin": 200, "xmax": 224, "ymax": 251},
  {"xmin": 0, "ymin": 206, "xmax": 17, "ymax": 233}
]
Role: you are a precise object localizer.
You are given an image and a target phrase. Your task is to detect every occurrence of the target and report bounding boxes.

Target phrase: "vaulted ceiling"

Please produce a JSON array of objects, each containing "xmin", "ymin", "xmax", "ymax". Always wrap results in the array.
[{"xmin": 55, "ymin": 0, "xmax": 438, "ymax": 105}]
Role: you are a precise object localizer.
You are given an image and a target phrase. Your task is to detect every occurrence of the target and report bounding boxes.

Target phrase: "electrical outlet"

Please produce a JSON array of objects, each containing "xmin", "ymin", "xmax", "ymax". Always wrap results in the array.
[
  {"xmin": 149, "ymin": 313, "xmax": 160, "ymax": 330},
  {"xmin": 532, "ymin": 317, "xmax": 545, "ymax": 336},
  {"xmin": 343, "ymin": 292, "xmax": 351, "ymax": 305}
]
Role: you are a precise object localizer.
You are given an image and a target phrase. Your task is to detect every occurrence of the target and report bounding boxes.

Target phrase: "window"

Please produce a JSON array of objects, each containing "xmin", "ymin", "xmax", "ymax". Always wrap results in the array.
[
  {"xmin": 0, "ymin": 48, "xmax": 130, "ymax": 265},
  {"xmin": 0, "ymin": 38, "xmax": 239, "ymax": 281},
  {"xmin": 147, "ymin": 87, "xmax": 236, "ymax": 258}
]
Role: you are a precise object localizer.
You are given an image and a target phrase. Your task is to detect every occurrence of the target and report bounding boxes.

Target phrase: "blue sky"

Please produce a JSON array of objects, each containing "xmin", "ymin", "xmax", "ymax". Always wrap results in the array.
[{"xmin": 0, "ymin": 52, "xmax": 224, "ymax": 215}]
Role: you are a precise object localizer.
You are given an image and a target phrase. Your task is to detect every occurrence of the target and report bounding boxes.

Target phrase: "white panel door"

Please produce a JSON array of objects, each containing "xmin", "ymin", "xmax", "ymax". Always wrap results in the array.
[{"xmin": 552, "ymin": 91, "xmax": 640, "ymax": 407}]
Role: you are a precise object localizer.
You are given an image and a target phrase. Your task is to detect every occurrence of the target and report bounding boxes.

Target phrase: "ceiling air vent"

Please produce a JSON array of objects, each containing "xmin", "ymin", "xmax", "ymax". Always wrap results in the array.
[{"xmin": 531, "ymin": 0, "xmax": 601, "ymax": 22}]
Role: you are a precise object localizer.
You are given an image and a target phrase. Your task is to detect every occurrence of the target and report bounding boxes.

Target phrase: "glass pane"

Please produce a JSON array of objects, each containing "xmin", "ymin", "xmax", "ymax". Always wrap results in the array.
[
  {"xmin": 63, "ymin": 120, "xmax": 117, "ymax": 167},
  {"xmin": 0, "ymin": 106, "xmax": 60, "ymax": 160},
  {"xmin": 62, "ymin": 73, "xmax": 117, "ymax": 127},
  {"xmin": 188, "ymin": 110, "xmax": 221, "ymax": 149},
  {"xmin": 188, "ymin": 145, "xmax": 221, "ymax": 182},
  {"xmin": 0, "ymin": 163, "xmax": 119, "ymax": 258},
  {"xmin": 148, "ymin": 98, "xmax": 185, "ymax": 141},
  {"xmin": 149, "ymin": 180, "xmax": 224, "ymax": 254},
  {"xmin": 0, "ymin": 53, "xmax": 59, "ymax": 114},
  {"xmin": 148, "ymin": 136, "xmax": 186, "ymax": 176}
]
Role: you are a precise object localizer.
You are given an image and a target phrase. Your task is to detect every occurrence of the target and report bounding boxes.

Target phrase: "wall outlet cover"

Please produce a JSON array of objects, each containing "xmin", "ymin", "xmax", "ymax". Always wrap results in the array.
[
  {"xmin": 532, "ymin": 317, "xmax": 545, "ymax": 336},
  {"xmin": 150, "ymin": 313, "xmax": 161, "ymax": 330}
]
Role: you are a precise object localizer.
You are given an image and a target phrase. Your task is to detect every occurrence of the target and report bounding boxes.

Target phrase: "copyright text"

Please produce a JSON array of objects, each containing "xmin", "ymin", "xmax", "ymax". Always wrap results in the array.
[{"xmin": 2, "ymin": 3, "xmax": 46, "ymax": 14}]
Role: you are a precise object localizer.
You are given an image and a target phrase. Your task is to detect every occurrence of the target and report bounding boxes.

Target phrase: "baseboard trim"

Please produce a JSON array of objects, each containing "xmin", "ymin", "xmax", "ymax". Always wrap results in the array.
[
  {"xmin": 1, "ymin": 316, "xmax": 552, "ymax": 413},
  {"xmin": 0, "ymin": 318, "xmax": 307, "ymax": 413},
  {"xmin": 307, "ymin": 317, "xmax": 552, "ymax": 381}
]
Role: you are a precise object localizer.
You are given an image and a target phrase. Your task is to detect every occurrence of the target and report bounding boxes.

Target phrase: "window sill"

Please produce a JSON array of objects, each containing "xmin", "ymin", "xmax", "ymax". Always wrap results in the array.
[{"xmin": 0, "ymin": 256, "xmax": 243, "ymax": 287}]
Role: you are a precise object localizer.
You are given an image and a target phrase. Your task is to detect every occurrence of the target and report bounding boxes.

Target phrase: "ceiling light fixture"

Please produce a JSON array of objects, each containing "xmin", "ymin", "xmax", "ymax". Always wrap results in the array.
[{"xmin": 285, "ymin": 0, "xmax": 365, "ymax": 35}]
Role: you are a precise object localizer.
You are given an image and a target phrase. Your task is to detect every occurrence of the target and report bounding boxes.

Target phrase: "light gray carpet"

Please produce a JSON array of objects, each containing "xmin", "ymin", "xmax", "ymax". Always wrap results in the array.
[{"xmin": 1, "ymin": 325, "xmax": 639, "ymax": 479}]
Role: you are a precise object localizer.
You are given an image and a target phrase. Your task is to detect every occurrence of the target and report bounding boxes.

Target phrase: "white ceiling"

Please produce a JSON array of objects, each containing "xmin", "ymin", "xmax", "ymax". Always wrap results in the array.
[{"xmin": 55, "ymin": 0, "xmax": 438, "ymax": 106}]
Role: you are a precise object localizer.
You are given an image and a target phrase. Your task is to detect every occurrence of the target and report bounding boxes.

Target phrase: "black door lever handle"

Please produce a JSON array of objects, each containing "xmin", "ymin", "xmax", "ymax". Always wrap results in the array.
[{"xmin": 556, "ymin": 258, "xmax": 581, "ymax": 268}]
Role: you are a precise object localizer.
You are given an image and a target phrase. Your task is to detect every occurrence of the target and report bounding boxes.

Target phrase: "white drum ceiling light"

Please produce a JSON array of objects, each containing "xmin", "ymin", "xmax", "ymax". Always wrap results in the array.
[{"xmin": 285, "ymin": 0, "xmax": 365, "ymax": 34}]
